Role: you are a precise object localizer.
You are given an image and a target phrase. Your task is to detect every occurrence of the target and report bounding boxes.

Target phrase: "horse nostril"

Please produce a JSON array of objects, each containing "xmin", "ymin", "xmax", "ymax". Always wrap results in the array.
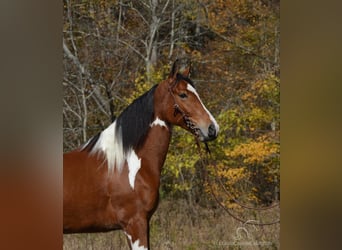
[{"xmin": 208, "ymin": 123, "xmax": 217, "ymax": 138}]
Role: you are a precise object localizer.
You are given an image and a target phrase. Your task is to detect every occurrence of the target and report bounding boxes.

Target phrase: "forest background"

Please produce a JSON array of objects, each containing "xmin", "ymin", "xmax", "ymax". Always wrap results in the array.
[{"xmin": 63, "ymin": 0, "xmax": 280, "ymax": 249}]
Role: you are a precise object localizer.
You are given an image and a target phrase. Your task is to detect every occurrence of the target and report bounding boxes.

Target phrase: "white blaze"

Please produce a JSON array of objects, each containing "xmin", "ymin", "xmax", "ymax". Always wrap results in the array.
[{"xmin": 186, "ymin": 84, "xmax": 219, "ymax": 135}]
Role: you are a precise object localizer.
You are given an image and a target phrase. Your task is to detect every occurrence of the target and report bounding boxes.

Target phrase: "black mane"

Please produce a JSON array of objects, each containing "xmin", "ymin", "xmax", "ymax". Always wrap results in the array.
[
  {"xmin": 81, "ymin": 85, "xmax": 157, "ymax": 153},
  {"xmin": 116, "ymin": 84, "xmax": 158, "ymax": 152}
]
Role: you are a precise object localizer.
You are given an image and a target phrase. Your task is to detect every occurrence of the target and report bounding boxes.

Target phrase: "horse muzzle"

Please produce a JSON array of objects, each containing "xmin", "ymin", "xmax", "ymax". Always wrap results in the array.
[{"xmin": 198, "ymin": 122, "xmax": 219, "ymax": 142}]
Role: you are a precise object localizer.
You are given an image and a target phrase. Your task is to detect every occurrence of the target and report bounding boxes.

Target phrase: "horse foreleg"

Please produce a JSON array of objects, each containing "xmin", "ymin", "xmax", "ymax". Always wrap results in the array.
[{"xmin": 124, "ymin": 214, "xmax": 149, "ymax": 250}]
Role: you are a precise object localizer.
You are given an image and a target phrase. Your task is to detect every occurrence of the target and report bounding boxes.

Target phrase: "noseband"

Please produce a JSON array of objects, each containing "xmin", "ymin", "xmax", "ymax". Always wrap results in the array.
[{"xmin": 173, "ymin": 103, "xmax": 200, "ymax": 137}]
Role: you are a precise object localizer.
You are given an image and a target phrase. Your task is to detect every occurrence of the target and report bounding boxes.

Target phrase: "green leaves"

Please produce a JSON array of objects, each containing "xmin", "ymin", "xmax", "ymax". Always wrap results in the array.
[{"xmin": 162, "ymin": 127, "xmax": 199, "ymax": 195}]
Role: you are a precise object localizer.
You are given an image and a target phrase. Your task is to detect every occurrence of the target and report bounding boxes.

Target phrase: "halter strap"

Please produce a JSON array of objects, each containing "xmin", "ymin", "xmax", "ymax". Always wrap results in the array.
[{"xmin": 168, "ymin": 81, "xmax": 200, "ymax": 137}]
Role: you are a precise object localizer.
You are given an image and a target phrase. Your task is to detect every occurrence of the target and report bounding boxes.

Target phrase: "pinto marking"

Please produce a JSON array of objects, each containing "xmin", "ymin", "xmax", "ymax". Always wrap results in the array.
[
  {"xmin": 125, "ymin": 233, "xmax": 148, "ymax": 250},
  {"xmin": 127, "ymin": 149, "xmax": 141, "ymax": 189},
  {"xmin": 150, "ymin": 117, "xmax": 168, "ymax": 129},
  {"xmin": 90, "ymin": 121, "xmax": 125, "ymax": 172}
]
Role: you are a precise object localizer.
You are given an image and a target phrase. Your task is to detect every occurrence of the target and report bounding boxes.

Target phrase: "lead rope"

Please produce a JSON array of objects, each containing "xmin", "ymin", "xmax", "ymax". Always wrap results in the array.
[
  {"xmin": 195, "ymin": 141, "xmax": 280, "ymax": 226},
  {"xmin": 169, "ymin": 82, "xmax": 280, "ymax": 225}
]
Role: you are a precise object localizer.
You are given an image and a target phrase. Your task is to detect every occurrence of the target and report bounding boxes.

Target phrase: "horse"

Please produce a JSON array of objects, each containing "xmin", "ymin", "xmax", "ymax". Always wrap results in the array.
[{"xmin": 63, "ymin": 60, "xmax": 219, "ymax": 249}]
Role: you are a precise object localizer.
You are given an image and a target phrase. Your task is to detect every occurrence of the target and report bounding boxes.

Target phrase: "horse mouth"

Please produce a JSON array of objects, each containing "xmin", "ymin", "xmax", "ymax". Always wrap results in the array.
[
  {"xmin": 193, "ymin": 123, "xmax": 218, "ymax": 142},
  {"xmin": 196, "ymin": 129, "xmax": 217, "ymax": 142},
  {"xmin": 184, "ymin": 116, "xmax": 218, "ymax": 142},
  {"xmin": 188, "ymin": 126, "xmax": 215, "ymax": 143}
]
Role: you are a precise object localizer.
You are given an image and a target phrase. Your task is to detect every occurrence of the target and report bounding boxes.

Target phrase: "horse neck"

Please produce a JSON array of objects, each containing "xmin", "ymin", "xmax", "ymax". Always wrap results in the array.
[
  {"xmin": 153, "ymin": 80, "xmax": 174, "ymax": 123},
  {"xmin": 138, "ymin": 116, "xmax": 172, "ymax": 179},
  {"xmin": 135, "ymin": 82, "xmax": 174, "ymax": 176}
]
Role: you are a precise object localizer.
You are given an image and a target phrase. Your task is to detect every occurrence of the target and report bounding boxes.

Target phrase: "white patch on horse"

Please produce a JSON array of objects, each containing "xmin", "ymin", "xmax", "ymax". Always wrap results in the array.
[
  {"xmin": 127, "ymin": 149, "xmax": 141, "ymax": 189},
  {"xmin": 125, "ymin": 232, "xmax": 148, "ymax": 250},
  {"xmin": 132, "ymin": 239, "xmax": 147, "ymax": 250},
  {"xmin": 90, "ymin": 121, "xmax": 125, "ymax": 172},
  {"xmin": 150, "ymin": 117, "xmax": 168, "ymax": 129},
  {"xmin": 186, "ymin": 84, "xmax": 220, "ymax": 135}
]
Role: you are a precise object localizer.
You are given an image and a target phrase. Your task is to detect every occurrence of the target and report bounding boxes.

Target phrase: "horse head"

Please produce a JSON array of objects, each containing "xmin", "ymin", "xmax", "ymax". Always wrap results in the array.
[{"xmin": 161, "ymin": 60, "xmax": 219, "ymax": 142}]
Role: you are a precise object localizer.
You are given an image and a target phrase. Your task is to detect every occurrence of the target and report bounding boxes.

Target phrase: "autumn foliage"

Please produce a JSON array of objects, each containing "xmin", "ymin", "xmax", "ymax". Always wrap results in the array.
[{"xmin": 63, "ymin": 0, "xmax": 280, "ymax": 209}]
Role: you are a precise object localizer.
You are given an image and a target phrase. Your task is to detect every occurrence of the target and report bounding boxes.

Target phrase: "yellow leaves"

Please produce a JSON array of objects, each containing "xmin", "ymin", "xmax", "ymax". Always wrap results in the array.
[
  {"xmin": 226, "ymin": 135, "xmax": 279, "ymax": 165},
  {"xmin": 212, "ymin": 132, "xmax": 279, "ymax": 205},
  {"xmin": 248, "ymin": 106, "xmax": 273, "ymax": 127},
  {"xmin": 212, "ymin": 70, "xmax": 279, "ymax": 206},
  {"xmin": 217, "ymin": 165, "xmax": 247, "ymax": 183},
  {"xmin": 253, "ymin": 78, "xmax": 272, "ymax": 94},
  {"xmin": 126, "ymin": 66, "xmax": 169, "ymax": 104},
  {"xmin": 161, "ymin": 127, "xmax": 200, "ymax": 194},
  {"xmin": 207, "ymin": 163, "xmax": 260, "ymax": 209},
  {"xmin": 241, "ymin": 92, "xmax": 255, "ymax": 101},
  {"xmin": 125, "ymin": 80, "xmax": 151, "ymax": 104}
]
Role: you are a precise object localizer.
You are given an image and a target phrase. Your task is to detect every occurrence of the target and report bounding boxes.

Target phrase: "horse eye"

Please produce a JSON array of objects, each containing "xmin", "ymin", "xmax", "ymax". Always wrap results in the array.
[{"xmin": 179, "ymin": 93, "xmax": 188, "ymax": 99}]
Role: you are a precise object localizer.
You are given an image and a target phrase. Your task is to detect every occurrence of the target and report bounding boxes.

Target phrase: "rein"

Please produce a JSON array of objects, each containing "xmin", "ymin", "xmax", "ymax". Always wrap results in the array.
[
  {"xmin": 168, "ymin": 79, "xmax": 279, "ymax": 225},
  {"xmin": 195, "ymin": 141, "xmax": 280, "ymax": 226}
]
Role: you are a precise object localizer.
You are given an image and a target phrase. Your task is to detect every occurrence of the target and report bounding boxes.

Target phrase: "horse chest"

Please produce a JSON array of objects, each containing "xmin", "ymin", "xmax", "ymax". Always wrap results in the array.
[{"xmin": 108, "ymin": 161, "xmax": 160, "ymax": 211}]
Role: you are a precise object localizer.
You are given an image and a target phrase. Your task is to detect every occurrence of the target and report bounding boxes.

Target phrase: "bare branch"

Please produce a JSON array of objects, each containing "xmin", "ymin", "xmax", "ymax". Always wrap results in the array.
[
  {"xmin": 89, "ymin": 85, "xmax": 110, "ymax": 118},
  {"xmin": 128, "ymin": 5, "xmax": 149, "ymax": 26},
  {"xmin": 63, "ymin": 39, "xmax": 85, "ymax": 75},
  {"xmin": 161, "ymin": 0, "xmax": 171, "ymax": 15},
  {"xmin": 65, "ymin": 0, "xmax": 79, "ymax": 57},
  {"xmin": 63, "ymin": 99, "xmax": 82, "ymax": 121},
  {"xmin": 118, "ymin": 39, "xmax": 146, "ymax": 60}
]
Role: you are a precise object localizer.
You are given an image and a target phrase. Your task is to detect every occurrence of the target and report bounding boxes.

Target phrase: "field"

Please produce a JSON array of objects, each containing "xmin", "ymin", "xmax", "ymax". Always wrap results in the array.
[{"xmin": 63, "ymin": 199, "xmax": 279, "ymax": 250}]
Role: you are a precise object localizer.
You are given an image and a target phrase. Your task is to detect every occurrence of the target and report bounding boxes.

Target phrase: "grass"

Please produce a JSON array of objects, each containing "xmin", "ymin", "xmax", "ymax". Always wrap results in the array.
[{"xmin": 63, "ymin": 199, "xmax": 279, "ymax": 250}]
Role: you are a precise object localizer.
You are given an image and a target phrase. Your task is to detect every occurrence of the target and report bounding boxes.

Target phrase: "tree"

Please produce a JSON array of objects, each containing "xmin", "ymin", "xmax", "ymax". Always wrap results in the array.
[{"xmin": 63, "ymin": 0, "xmax": 280, "ymax": 208}]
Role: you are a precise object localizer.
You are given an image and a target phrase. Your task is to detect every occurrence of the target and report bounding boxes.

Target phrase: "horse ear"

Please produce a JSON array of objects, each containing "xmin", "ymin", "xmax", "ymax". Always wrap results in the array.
[
  {"xmin": 181, "ymin": 62, "xmax": 191, "ymax": 78},
  {"xmin": 169, "ymin": 59, "xmax": 179, "ymax": 79},
  {"xmin": 169, "ymin": 59, "xmax": 191, "ymax": 79}
]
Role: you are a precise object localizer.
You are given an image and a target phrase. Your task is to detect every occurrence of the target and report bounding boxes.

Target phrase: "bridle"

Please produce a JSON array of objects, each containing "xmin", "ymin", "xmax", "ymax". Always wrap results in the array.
[
  {"xmin": 168, "ymin": 79, "xmax": 201, "ymax": 138},
  {"xmin": 168, "ymin": 78, "xmax": 212, "ymax": 153}
]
